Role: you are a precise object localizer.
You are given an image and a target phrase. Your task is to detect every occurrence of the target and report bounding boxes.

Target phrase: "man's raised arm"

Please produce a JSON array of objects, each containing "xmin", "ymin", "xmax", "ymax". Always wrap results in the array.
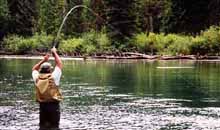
[
  {"xmin": 51, "ymin": 47, "xmax": 62, "ymax": 69},
  {"xmin": 32, "ymin": 54, "xmax": 49, "ymax": 71}
]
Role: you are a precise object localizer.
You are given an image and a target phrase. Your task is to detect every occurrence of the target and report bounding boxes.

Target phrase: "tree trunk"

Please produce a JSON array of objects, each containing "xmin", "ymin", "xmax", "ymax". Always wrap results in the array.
[{"xmin": 149, "ymin": 15, "xmax": 153, "ymax": 32}]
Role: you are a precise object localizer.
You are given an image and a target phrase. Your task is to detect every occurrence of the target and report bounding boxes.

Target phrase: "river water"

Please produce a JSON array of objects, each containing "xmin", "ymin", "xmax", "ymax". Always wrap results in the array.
[{"xmin": 1, "ymin": 59, "xmax": 220, "ymax": 130}]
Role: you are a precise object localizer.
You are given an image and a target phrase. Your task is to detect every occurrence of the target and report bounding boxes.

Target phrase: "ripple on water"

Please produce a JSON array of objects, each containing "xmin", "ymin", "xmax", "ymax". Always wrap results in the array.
[
  {"xmin": 55, "ymin": 97, "xmax": 220, "ymax": 130},
  {"xmin": 1, "ymin": 84, "xmax": 220, "ymax": 130},
  {"xmin": 1, "ymin": 97, "xmax": 220, "ymax": 130}
]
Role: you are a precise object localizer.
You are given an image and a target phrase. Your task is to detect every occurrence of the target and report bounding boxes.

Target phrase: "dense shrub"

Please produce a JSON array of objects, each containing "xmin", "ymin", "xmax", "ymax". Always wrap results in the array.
[
  {"xmin": 59, "ymin": 38, "xmax": 84, "ymax": 55},
  {"xmin": 200, "ymin": 26, "xmax": 220, "ymax": 55},
  {"xmin": 131, "ymin": 33, "xmax": 160, "ymax": 54},
  {"xmin": 31, "ymin": 33, "xmax": 54, "ymax": 51},
  {"xmin": 190, "ymin": 36, "xmax": 208, "ymax": 55},
  {"xmin": 3, "ymin": 35, "xmax": 38, "ymax": 54},
  {"xmin": 2, "ymin": 31, "xmax": 111, "ymax": 55},
  {"xmin": 131, "ymin": 32, "xmax": 192, "ymax": 55},
  {"xmin": 81, "ymin": 30, "xmax": 111, "ymax": 54},
  {"xmin": 191, "ymin": 26, "xmax": 220, "ymax": 55},
  {"xmin": 131, "ymin": 26, "xmax": 220, "ymax": 55},
  {"xmin": 2, "ymin": 26, "xmax": 220, "ymax": 56},
  {"xmin": 3, "ymin": 33, "xmax": 53, "ymax": 54},
  {"xmin": 164, "ymin": 35, "xmax": 192, "ymax": 55}
]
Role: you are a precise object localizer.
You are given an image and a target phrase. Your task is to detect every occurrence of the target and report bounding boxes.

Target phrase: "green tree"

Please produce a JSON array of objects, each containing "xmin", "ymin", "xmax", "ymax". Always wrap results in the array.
[
  {"xmin": 167, "ymin": 0, "xmax": 209, "ymax": 33},
  {"xmin": 208, "ymin": 0, "xmax": 220, "ymax": 26},
  {"xmin": 137, "ymin": 0, "xmax": 172, "ymax": 33},
  {"xmin": 63, "ymin": 0, "xmax": 84, "ymax": 36},
  {"xmin": 38, "ymin": 0, "xmax": 65, "ymax": 35},
  {"xmin": 7, "ymin": 0, "xmax": 38, "ymax": 36},
  {"xmin": 0, "ymin": 0, "xmax": 9, "ymax": 41},
  {"xmin": 104, "ymin": 0, "xmax": 138, "ymax": 46},
  {"xmin": 90, "ymin": 0, "xmax": 106, "ymax": 31}
]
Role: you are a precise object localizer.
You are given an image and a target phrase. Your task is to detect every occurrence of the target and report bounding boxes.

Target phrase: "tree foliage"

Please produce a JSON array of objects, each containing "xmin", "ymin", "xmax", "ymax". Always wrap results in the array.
[
  {"xmin": 63, "ymin": 0, "xmax": 84, "ymax": 36},
  {"xmin": 0, "ymin": 0, "xmax": 9, "ymax": 40},
  {"xmin": 1, "ymin": 0, "xmax": 220, "ymax": 36},
  {"xmin": 208, "ymin": 0, "xmax": 220, "ymax": 26},
  {"xmin": 167, "ymin": 0, "xmax": 210, "ymax": 33},
  {"xmin": 7, "ymin": 0, "xmax": 38, "ymax": 36},
  {"xmin": 1, "ymin": 0, "xmax": 220, "ymax": 53},
  {"xmin": 90, "ymin": 0, "xmax": 106, "ymax": 31},
  {"xmin": 38, "ymin": 0, "xmax": 65, "ymax": 35},
  {"xmin": 104, "ymin": 0, "xmax": 138, "ymax": 44},
  {"xmin": 137, "ymin": 0, "xmax": 172, "ymax": 33}
]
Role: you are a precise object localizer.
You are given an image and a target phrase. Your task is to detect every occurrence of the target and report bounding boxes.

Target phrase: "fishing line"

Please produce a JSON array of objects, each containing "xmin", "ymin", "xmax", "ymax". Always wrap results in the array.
[{"xmin": 53, "ymin": 5, "xmax": 123, "ymax": 48}]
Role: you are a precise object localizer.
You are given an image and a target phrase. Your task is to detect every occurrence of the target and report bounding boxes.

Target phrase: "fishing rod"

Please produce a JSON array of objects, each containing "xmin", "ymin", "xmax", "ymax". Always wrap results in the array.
[{"xmin": 52, "ymin": 5, "xmax": 123, "ymax": 48}]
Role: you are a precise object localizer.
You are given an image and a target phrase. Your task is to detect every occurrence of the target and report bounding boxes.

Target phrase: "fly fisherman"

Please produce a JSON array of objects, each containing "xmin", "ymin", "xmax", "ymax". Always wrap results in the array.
[{"xmin": 32, "ymin": 47, "xmax": 62, "ymax": 129}]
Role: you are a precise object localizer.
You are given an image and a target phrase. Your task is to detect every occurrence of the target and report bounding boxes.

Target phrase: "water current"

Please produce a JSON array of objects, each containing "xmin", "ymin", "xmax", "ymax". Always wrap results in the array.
[{"xmin": 1, "ymin": 59, "xmax": 220, "ymax": 130}]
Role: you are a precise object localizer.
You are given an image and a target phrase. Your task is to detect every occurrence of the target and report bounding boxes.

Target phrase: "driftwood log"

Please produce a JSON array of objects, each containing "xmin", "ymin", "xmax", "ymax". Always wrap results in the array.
[
  {"xmin": 90, "ymin": 52, "xmax": 160, "ymax": 59},
  {"xmin": 83, "ymin": 53, "xmax": 220, "ymax": 60},
  {"xmin": 123, "ymin": 52, "xmax": 159, "ymax": 59},
  {"xmin": 1, "ymin": 50, "xmax": 220, "ymax": 60},
  {"xmin": 160, "ymin": 55, "xmax": 196, "ymax": 60}
]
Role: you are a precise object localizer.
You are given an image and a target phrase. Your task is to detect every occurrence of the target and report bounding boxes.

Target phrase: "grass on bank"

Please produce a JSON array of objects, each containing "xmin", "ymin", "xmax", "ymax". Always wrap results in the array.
[{"xmin": 2, "ymin": 26, "xmax": 220, "ymax": 56}]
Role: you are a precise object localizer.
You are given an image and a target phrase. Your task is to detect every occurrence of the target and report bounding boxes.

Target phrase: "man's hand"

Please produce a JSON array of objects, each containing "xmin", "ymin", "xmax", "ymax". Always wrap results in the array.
[
  {"xmin": 32, "ymin": 53, "xmax": 50, "ymax": 71},
  {"xmin": 43, "ymin": 54, "xmax": 50, "ymax": 62},
  {"xmin": 51, "ymin": 47, "xmax": 57, "ymax": 54}
]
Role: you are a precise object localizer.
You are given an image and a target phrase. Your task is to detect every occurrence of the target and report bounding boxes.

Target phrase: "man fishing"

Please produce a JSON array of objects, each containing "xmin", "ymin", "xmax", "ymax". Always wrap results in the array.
[{"xmin": 32, "ymin": 47, "xmax": 62, "ymax": 129}]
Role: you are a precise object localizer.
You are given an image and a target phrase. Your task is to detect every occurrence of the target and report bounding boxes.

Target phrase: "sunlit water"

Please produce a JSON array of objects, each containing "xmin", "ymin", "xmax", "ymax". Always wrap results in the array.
[{"xmin": 1, "ymin": 59, "xmax": 220, "ymax": 130}]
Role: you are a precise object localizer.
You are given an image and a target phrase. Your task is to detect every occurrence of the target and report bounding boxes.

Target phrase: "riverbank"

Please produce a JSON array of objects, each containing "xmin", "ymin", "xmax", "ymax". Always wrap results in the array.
[
  {"xmin": 2, "ymin": 27, "xmax": 220, "ymax": 60},
  {"xmin": 0, "ymin": 55, "xmax": 84, "ymax": 60},
  {"xmin": 1, "ymin": 53, "xmax": 220, "ymax": 61}
]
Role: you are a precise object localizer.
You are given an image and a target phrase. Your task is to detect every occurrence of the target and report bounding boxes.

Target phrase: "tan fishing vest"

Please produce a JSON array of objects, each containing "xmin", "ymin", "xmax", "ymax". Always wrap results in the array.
[{"xmin": 36, "ymin": 73, "xmax": 62, "ymax": 102}]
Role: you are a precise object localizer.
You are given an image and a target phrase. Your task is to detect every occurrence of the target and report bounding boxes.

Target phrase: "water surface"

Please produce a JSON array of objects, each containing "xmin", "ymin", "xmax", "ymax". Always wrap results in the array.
[{"xmin": 1, "ymin": 59, "xmax": 220, "ymax": 130}]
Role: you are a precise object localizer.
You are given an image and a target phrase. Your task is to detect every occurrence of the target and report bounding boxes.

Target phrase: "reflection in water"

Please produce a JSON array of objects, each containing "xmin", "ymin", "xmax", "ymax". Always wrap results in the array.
[{"xmin": 1, "ymin": 59, "xmax": 220, "ymax": 129}]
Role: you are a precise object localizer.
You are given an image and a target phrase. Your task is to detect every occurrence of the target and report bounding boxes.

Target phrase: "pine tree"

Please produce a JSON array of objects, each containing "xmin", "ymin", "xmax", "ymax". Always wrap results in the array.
[
  {"xmin": 38, "ymin": 0, "xmax": 65, "ymax": 35},
  {"xmin": 104, "ymin": 0, "xmax": 138, "ymax": 45},
  {"xmin": 90, "ymin": 0, "xmax": 106, "ymax": 31},
  {"xmin": 7, "ymin": 0, "xmax": 38, "ymax": 36},
  {"xmin": 63, "ymin": 0, "xmax": 84, "ymax": 36},
  {"xmin": 136, "ymin": 0, "xmax": 172, "ymax": 33},
  {"xmin": 168, "ymin": 0, "xmax": 209, "ymax": 33},
  {"xmin": 208, "ymin": 0, "xmax": 220, "ymax": 26},
  {"xmin": 0, "ymin": 0, "xmax": 9, "ymax": 40}
]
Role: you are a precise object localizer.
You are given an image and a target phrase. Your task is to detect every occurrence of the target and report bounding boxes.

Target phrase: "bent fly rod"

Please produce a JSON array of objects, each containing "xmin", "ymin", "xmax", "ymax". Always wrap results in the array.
[{"xmin": 52, "ymin": 5, "xmax": 123, "ymax": 48}]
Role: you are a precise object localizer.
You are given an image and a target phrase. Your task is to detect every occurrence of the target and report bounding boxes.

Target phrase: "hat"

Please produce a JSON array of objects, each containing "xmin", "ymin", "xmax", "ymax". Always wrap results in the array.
[{"xmin": 39, "ymin": 62, "xmax": 53, "ymax": 73}]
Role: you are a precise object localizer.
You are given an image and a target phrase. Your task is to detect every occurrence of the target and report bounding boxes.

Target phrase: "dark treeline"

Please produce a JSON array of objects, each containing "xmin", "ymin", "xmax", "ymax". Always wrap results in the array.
[
  {"xmin": 0, "ymin": 0, "xmax": 220, "ymax": 55},
  {"xmin": 1, "ymin": 0, "xmax": 220, "ymax": 38}
]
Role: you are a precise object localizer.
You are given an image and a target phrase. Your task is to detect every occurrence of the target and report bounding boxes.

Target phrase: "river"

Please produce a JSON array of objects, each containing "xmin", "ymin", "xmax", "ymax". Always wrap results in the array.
[{"xmin": 0, "ymin": 59, "xmax": 220, "ymax": 130}]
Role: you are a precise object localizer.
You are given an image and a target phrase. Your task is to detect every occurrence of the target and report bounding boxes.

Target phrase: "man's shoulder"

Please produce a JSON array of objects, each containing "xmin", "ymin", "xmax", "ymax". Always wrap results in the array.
[
  {"xmin": 32, "ymin": 70, "xmax": 39, "ymax": 75},
  {"xmin": 52, "ymin": 66, "xmax": 62, "ymax": 77}
]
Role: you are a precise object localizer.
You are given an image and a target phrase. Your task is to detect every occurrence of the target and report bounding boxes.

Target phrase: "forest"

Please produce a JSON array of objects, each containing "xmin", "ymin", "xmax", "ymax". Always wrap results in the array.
[{"xmin": 0, "ymin": 0, "xmax": 220, "ymax": 57}]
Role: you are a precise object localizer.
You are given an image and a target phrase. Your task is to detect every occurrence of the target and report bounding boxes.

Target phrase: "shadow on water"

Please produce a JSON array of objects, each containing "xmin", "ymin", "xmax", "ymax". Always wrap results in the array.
[{"xmin": 1, "ymin": 59, "xmax": 220, "ymax": 129}]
